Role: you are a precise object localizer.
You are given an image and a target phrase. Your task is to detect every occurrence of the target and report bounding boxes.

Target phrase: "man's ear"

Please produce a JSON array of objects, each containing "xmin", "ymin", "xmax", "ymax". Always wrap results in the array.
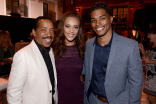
[
  {"xmin": 32, "ymin": 29, "xmax": 36, "ymax": 36},
  {"xmin": 110, "ymin": 16, "xmax": 113, "ymax": 23}
]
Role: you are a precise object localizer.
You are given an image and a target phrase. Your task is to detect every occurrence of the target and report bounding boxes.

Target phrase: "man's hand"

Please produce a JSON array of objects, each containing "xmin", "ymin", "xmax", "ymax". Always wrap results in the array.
[
  {"xmin": 138, "ymin": 43, "xmax": 144, "ymax": 52},
  {"xmin": 3, "ymin": 59, "xmax": 13, "ymax": 64},
  {"xmin": 80, "ymin": 75, "xmax": 85, "ymax": 83},
  {"xmin": 142, "ymin": 56, "xmax": 155, "ymax": 64}
]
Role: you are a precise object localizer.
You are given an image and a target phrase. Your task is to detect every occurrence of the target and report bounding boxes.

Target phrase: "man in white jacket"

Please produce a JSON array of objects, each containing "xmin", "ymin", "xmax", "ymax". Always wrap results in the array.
[{"xmin": 7, "ymin": 16, "xmax": 58, "ymax": 104}]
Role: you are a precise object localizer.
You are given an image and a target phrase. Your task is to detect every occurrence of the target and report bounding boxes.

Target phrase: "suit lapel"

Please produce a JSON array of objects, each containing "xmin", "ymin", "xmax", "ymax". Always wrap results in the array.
[
  {"xmin": 31, "ymin": 40, "xmax": 52, "ymax": 87},
  {"xmin": 105, "ymin": 32, "xmax": 118, "ymax": 79},
  {"xmin": 89, "ymin": 38, "xmax": 96, "ymax": 78}
]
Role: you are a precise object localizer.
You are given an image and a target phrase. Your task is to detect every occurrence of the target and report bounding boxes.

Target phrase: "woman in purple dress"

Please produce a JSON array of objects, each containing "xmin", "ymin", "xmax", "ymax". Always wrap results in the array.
[{"xmin": 52, "ymin": 12, "xmax": 85, "ymax": 104}]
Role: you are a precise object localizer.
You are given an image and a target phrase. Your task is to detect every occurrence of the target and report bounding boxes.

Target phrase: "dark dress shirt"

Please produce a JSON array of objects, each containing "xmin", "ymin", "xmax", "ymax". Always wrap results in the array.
[
  {"xmin": 34, "ymin": 40, "xmax": 55, "ymax": 103},
  {"xmin": 89, "ymin": 34, "xmax": 113, "ymax": 98}
]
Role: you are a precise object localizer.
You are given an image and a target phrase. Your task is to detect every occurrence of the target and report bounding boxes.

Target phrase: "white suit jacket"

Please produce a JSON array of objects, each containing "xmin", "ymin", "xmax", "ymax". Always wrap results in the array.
[{"xmin": 7, "ymin": 40, "xmax": 58, "ymax": 104}]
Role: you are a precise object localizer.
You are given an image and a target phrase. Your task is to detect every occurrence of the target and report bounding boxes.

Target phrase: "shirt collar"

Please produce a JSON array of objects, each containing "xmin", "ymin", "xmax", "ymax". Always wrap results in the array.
[
  {"xmin": 34, "ymin": 39, "xmax": 50, "ymax": 53},
  {"xmin": 93, "ymin": 31, "xmax": 113, "ymax": 47}
]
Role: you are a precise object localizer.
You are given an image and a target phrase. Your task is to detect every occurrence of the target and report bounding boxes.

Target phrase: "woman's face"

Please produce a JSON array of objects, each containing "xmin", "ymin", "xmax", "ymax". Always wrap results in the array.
[
  {"xmin": 148, "ymin": 33, "xmax": 156, "ymax": 43},
  {"xmin": 4, "ymin": 35, "xmax": 9, "ymax": 43},
  {"xmin": 63, "ymin": 17, "xmax": 80, "ymax": 46}
]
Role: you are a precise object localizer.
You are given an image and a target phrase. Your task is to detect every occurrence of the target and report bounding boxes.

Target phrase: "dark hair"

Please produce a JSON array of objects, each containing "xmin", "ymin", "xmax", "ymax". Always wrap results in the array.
[
  {"xmin": 52, "ymin": 11, "xmax": 85, "ymax": 59},
  {"xmin": 33, "ymin": 16, "xmax": 53, "ymax": 30},
  {"xmin": 84, "ymin": 32, "xmax": 95, "ymax": 42},
  {"xmin": 0, "ymin": 30, "xmax": 3, "ymax": 33},
  {"xmin": 90, "ymin": 1, "xmax": 112, "ymax": 16},
  {"xmin": 148, "ymin": 26, "xmax": 156, "ymax": 34}
]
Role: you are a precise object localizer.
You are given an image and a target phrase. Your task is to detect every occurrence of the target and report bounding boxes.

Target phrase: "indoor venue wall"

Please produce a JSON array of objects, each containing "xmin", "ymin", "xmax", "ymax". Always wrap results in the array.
[{"xmin": 0, "ymin": 15, "xmax": 34, "ymax": 44}]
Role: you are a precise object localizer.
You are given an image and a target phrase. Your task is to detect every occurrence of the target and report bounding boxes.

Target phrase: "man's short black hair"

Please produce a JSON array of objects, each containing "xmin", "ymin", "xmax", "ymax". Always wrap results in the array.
[
  {"xmin": 90, "ymin": 2, "xmax": 112, "ymax": 16},
  {"xmin": 33, "ymin": 16, "xmax": 53, "ymax": 30}
]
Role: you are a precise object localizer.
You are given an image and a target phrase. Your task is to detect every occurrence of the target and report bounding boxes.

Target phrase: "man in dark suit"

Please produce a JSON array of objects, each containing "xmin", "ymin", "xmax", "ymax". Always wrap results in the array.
[{"xmin": 81, "ymin": 2, "xmax": 143, "ymax": 104}]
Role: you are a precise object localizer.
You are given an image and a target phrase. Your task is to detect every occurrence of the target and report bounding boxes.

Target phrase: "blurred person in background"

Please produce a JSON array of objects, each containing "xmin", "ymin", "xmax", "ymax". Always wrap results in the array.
[
  {"xmin": 4, "ymin": 31, "xmax": 13, "ymax": 47},
  {"xmin": 84, "ymin": 32, "xmax": 95, "ymax": 42},
  {"xmin": 139, "ymin": 26, "xmax": 156, "ymax": 104},
  {"xmin": 128, "ymin": 27, "xmax": 134, "ymax": 39},
  {"xmin": 52, "ymin": 11, "xmax": 85, "ymax": 104},
  {"xmin": 123, "ymin": 30, "xmax": 129, "ymax": 37},
  {"xmin": 116, "ymin": 29, "xmax": 121, "ymax": 35},
  {"xmin": 0, "ymin": 32, "xmax": 14, "ymax": 76},
  {"xmin": 137, "ymin": 32, "xmax": 148, "ymax": 51},
  {"xmin": 0, "ymin": 30, "xmax": 3, "ymax": 33},
  {"xmin": 29, "ymin": 31, "xmax": 35, "ymax": 40}
]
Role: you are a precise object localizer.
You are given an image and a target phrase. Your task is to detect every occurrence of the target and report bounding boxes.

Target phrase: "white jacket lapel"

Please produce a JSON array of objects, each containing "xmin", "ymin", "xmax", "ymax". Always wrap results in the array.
[{"xmin": 31, "ymin": 40, "xmax": 52, "ymax": 88}]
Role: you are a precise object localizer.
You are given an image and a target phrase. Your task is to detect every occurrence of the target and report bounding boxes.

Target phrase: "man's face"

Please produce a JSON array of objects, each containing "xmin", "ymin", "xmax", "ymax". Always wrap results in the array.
[
  {"xmin": 33, "ymin": 19, "xmax": 54, "ymax": 47},
  {"xmin": 123, "ymin": 30, "xmax": 128, "ymax": 37},
  {"xmin": 91, "ymin": 9, "xmax": 113, "ymax": 37}
]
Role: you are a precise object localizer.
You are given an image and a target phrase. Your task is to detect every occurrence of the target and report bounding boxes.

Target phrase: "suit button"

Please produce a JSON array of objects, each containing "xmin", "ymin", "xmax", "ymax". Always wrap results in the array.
[
  {"xmin": 85, "ymin": 92, "xmax": 86, "ymax": 94},
  {"xmin": 50, "ymin": 90, "xmax": 52, "ymax": 93},
  {"xmin": 89, "ymin": 80, "xmax": 91, "ymax": 82}
]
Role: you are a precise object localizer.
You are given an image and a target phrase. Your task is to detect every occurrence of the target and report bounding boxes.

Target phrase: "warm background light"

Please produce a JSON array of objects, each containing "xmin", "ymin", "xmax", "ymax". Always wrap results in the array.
[{"xmin": 132, "ymin": 30, "xmax": 136, "ymax": 37}]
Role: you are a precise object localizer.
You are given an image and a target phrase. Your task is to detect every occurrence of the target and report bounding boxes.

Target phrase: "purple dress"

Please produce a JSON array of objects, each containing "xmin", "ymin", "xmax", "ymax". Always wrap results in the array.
[{"xmin": 55, "ymin": 45, "xmax": 84, "ymax": 104}]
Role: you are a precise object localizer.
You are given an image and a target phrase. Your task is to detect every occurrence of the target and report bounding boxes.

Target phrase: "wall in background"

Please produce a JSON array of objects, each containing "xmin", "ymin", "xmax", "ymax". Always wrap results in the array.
[
  {"xmin": 0, "ymin": 15, "xmax": 34, "ymax": 44},
  {"xmin": 28, "ymin": 0, "xmax": 43, "ymax": 18},
  {"xmin": 0, "ymin": 0, "xmax": 6, "ymax": 15},
  {"xmin": 0, "ymin": 0, "xmax": 63, "ymax": 20}
]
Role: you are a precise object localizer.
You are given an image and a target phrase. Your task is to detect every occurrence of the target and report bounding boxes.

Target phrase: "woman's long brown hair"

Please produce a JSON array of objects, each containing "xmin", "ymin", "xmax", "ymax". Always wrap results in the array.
[
  {"xmin": 0, "ymin": 33, "xmax": 14, "ymax": 48},
  {"xmin": 52, "ymin": 11, "xmax": 85, "ymax": 59}
]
